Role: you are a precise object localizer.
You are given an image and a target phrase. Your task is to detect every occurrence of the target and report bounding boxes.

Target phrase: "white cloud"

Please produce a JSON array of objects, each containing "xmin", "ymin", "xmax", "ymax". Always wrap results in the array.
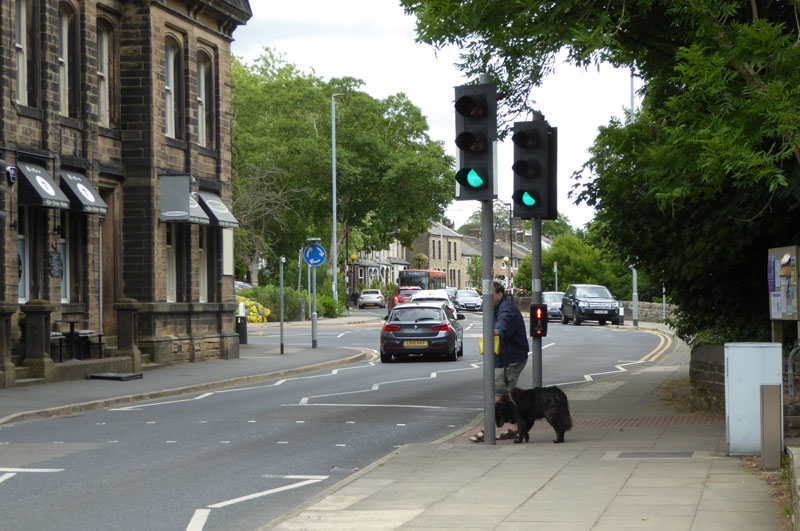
[{"xmin": 232, "ymin": 1, "xmax": 640, "ymax": 230}]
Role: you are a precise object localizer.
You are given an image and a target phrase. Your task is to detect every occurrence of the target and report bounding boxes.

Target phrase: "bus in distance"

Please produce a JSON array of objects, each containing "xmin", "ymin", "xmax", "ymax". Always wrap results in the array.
[{"xmin": 397, "ymin": 269, "xmax": 447, "ymax": 290}]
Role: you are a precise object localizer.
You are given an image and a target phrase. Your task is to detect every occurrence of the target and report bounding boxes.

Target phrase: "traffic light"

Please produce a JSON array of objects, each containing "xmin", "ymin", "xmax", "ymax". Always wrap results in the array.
[
  {"xmin": 531, "ymin": 304, "xmax": 548, "ymax": 337},
  {"xmin": 454, "ymin": 83, "xmax": 497, "ymax": 201},
  {"xmin": 511, "ymin": 120, "xmax": 557, "ymax": 219}
]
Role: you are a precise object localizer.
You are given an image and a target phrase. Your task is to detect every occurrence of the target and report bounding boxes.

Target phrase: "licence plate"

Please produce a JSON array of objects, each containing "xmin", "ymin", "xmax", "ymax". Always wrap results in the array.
[
  {"xmin": 404, "ymin": 340, "xmax": 428, "ymax": 347},
  {"xmin": 595, "ymin": 310, "xmax": 608, "ymax": 314}
]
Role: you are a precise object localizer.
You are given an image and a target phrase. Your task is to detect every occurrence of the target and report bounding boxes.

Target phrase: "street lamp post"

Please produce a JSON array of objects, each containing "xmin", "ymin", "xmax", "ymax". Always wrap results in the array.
[{"xmin": 331, "ymin": 93, "xmax": 344, "ymax": 306}]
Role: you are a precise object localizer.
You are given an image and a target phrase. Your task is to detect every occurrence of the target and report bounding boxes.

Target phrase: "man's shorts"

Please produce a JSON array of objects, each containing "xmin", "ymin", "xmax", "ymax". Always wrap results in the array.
[{"xmin": 495, "ymin": 358, "xmax": 528, "ymax": 396}]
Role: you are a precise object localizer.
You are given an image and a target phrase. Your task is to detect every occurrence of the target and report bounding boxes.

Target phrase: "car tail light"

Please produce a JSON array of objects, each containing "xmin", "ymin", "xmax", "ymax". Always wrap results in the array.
[
  {"xmin": 393, "ymin": 296, "xmax": 399, "ymax": 305},
  {"xmin": 383, "ymin": 323, "xmax": 401, "ymax": 332},
  {"xmin": 431, "ymin": 323, "xmax": 452, "ymax": 332}
]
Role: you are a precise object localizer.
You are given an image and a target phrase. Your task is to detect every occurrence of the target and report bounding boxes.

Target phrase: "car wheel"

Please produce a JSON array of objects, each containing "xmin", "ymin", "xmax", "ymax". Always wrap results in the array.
[
  {"xmin": 560, "ymin": 311, "xmax": 568, "ymax": 325},
  {"xmin": 457, "ymin": 339, "xmax": 464, "ymax": 357},
  {"xmin": 573, "ymin": 309, "xmax": 582, "ymax": 326},
  {"xmin": 380, "ymin": 352, "xmax": 392, "ymax": 363},
  {"xmin": 599, "ymin": 320, "xmax": 606, "ymax": 326},
  {"xmin": 358, "ymin": 304, "xmax": 363, "ymax": 309},
  {"xmin": 447, "ymin": 343, "xmax": 458, "ymax": 362}
]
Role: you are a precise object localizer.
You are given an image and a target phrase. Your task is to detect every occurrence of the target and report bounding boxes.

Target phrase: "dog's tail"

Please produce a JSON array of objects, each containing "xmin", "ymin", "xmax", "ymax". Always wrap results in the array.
[{"xmin": 554, "ymin": 387, "xmax": 573, "ymax": 432}]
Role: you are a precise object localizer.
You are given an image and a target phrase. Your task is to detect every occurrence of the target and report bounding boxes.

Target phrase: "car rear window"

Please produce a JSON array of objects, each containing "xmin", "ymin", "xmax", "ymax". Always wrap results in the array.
[
  {"xmin": 362, "ymin": 290, "xmax": 380, "ymax": 295},
  {"xmin": 399, "ymin": 289, "xmax": 418, "ymax": 296},
  {"xmin": 391, "ymin": 308, "xmax": 444, "ymax": 321}
]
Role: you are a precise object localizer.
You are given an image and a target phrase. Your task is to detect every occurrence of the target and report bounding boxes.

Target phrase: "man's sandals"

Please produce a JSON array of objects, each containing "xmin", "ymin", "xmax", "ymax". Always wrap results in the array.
[{"xmin": 469, "ymin": 429, "xmax": 517, "ymax": 443}]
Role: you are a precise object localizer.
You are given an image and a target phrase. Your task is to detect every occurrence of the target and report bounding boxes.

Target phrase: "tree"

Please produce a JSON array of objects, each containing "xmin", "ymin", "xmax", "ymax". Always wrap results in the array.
[
  {"xmin": 402, "ymin": 1, "xmax": 800, "ymax": 343},
  {"xmin": 232, "ymin": 50, "xmax": 455, "ymax": 285}
]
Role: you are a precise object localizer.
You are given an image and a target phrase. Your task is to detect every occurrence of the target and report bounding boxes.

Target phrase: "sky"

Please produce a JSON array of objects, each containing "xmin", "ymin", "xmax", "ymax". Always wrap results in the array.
[{"xmin": 231, "ymin": 0, "xmax": 641, "ymax": 230}]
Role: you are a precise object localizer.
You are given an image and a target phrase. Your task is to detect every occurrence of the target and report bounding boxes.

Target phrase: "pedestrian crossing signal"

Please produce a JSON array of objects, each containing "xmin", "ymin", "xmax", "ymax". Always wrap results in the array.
[{"xmin": 531, "ymin": 304, "xmax": 548, "ymax": 337}]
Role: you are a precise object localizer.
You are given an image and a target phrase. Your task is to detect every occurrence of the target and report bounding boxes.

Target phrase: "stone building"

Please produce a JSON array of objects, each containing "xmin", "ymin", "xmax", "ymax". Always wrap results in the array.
[
  {"xmin": 410, "ymin": 221, "xmax": 465, "ymax": 289},
  {"xmin": 0, "ymin": 0, "xmax": 251, "ymax": 387}
]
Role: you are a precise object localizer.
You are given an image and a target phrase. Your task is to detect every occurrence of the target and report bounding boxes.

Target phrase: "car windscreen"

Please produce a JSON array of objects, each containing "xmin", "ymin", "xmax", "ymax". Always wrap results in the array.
[
  {"xmin": 457, "ymin": 291, "xmax": 479, "ymax": 298},
  {"xmin": 543, "ymin": 293, "xmax": 562, "ymax": 304},
  {"xmin": 399, "ymin": 289, "xmax": 418, "ymax": 296},
  {"xmin": 576, "ymin": 286, "xmax": 613, "ymax": 298},
  {"xmin": 391, "ymin": 308, "xmax": 444, "ymax": 322}
]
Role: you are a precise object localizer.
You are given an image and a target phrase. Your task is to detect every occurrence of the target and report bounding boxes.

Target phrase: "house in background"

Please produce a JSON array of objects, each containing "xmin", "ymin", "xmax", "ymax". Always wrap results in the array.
[{"xmin": 0, "ymin": 0, "xmax": 252, "ymax": 387}]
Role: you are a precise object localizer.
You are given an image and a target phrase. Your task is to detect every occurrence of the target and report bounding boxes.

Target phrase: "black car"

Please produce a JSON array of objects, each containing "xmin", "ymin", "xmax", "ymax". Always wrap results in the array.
[
  {"xmin": 542, "ymin": 291, "xmax": 564, "ymax": 321},
  {"xmin": 379, "ymin": 302, "xmax": 465, "ymax": 363},
  {"xmin": 560, "ymin": 284, "xmax": 622, "ymax": 325}
]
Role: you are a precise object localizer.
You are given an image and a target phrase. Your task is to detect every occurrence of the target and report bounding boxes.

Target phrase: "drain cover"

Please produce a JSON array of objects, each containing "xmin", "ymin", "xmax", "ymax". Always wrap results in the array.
[
  {"xmin": 87, "ymin": 373, "xmax": 143, "ymax": 381},
  {"xmin": 617, "ymin": 451, "xmax": 694, "ymax": 459}
]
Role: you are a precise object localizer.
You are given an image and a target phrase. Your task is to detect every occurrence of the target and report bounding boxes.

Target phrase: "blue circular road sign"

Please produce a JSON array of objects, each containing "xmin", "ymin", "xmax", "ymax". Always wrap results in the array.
[{"xmin": 303, "ymin": 243, "xmax": 326, "ymax": 267}]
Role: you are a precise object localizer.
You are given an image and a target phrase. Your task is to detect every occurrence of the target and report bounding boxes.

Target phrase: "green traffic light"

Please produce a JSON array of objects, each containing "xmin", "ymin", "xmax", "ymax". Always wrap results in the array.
[
  {"xmin": 455, "ymin": 167, "xmax": 487, "ymax": 190},
  {"xmin": 466, "ymin": 169, "xmax": 484, "ymax": 188},
  {"xmin": 521, "ymin": 191, "xmax": 536, "ymax": 206}
]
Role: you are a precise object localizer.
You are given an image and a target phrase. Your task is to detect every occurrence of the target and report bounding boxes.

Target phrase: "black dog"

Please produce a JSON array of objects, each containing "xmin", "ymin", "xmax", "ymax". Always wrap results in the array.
[{"xmin": 495, "ymin": 386, "xmax": 573, "ymax": 444}]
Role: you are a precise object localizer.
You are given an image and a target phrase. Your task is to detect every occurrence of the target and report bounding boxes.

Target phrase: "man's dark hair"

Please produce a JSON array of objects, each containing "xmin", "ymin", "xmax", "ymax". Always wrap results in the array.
[{"xmin": 493, "ymin": 281, "xmax": 504, "ymax": 294}]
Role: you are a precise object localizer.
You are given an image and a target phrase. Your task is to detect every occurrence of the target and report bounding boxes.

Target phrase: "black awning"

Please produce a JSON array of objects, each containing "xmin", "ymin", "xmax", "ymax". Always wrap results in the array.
[
  {"xmin": 60, "ymin": 170, "xmax": 108, "ymax": 215},
  {"xmin": 17, "ymin": 162, "xmax": 70, "ymax": 209},
  {"xmin": 197, "ymin": 190, "xmax": 239, "ymax": 228},
  {"xmin": 159, "ymin": 175, "xmax": 209, "ymax": 224}
]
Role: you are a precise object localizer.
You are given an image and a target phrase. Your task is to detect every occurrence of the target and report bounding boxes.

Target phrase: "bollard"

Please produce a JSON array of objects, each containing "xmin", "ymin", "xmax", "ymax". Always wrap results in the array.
[
  {"xmin": 235, "ymin": 316, "xmax": 248, "ymax": 345},
  {"xmin": 760, "ymin": 384, "xmax": 782, "ymax": 469}
]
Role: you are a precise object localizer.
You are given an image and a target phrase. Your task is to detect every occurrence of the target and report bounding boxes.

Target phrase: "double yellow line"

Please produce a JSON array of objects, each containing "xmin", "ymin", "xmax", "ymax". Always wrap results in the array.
[{"xmin": 638, "ymin": 330, "xmax": 673, "ymax": 363}]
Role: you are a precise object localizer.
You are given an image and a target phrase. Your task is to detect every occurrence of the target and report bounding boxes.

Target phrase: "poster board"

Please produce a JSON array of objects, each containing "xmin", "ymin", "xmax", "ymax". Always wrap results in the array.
[{"xmin": 767, "ymin": 246, "xmax": 799, "ymax": 321}]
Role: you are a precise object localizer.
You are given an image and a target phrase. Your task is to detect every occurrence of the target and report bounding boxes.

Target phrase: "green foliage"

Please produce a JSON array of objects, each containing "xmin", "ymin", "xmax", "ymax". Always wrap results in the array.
[
  {"xmin": 317, "ymin": 295, "xmax": 339, "ymax": 318},
  {"xmin": 231, "ymin": 50, "xmax": 456, "ymax": 283},
  {"xmin": 403, "ymin": 0, "xmax": 800, "ymax": 343},
  {"xmin": 413, "ymin": 254, "xmax": 428, "ymax": 268},
  {"xmin": 245, "ymin": 285, "xmax": 306, "ymax": 322}
]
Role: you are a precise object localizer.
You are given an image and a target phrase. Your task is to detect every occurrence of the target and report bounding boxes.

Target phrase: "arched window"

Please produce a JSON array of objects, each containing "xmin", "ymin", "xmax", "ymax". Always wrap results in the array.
[
  {"xmin": 165, "ymin": 36, "xmax": 184, "ymax": 139},
  {"xmin": 15, "ymin": 0, "xmax": 38, "ymax": 107},
  {"xmin": 197, "ymin": 51, "xmax": 215, "ymax": 148},
  {"xmin": 58, "ymin": 2, "xmax": 79, "ymax": 117},
  {"xmin": 97, "ymin": 18, "xmax": 119, "ymax": 127}
]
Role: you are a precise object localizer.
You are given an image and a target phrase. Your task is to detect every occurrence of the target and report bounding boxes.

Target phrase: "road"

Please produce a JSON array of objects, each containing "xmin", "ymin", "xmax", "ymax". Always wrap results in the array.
[{"xmin": 0, "ymin": 310, "xmax": 669, "ymax": 531}]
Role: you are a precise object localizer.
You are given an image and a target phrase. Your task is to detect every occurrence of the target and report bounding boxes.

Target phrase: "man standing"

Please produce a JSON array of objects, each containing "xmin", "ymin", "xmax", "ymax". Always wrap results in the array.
[{"xmin": 471, "ymin": 281, "xmax": 530, "ymax": 442}]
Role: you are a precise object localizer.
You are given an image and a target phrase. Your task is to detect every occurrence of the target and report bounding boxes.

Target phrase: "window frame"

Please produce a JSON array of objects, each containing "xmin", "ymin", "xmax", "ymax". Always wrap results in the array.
[
  {"xmin": 17, "ymin": 206, "xmax": 30, "ymax": 303},
  {"xmin": 197, "ymin": 51, "xmax": 215, "ymax": 148},
  {"xmin": 58, "ymin": 2, "xmax": 79, "ymax": 118},
  {"xmin": 165, "ymin": 36, "xmax": 184, "ymax": 139}
]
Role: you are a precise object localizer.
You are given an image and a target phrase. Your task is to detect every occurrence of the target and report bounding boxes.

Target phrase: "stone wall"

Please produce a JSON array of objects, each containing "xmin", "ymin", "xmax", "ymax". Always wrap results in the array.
[{"xmin": 689, "ymin": 343, "xmax": 725, "ymax": 415}]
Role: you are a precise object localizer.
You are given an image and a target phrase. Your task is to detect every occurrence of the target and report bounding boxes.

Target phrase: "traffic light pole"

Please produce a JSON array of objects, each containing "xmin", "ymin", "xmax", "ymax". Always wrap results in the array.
[
  {"xmin": 482, "ymin": 198, "xmax": 496, "ymax": 445},
  {"xmin": 531, "ymin": 219, "xmax": 543, "ymax": 388}
]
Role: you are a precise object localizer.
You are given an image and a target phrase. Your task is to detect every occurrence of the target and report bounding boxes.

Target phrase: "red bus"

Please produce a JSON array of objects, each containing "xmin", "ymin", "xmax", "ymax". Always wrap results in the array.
[{"xmin": 398, "ymin": 269, "xmax": 447, "ymax": 290}]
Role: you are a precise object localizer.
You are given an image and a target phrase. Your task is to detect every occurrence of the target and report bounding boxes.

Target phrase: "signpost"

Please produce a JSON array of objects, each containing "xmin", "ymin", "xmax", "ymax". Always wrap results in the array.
[{"xmin": 304, "ymin": 239, "xmax": 325, "ymax": 348}]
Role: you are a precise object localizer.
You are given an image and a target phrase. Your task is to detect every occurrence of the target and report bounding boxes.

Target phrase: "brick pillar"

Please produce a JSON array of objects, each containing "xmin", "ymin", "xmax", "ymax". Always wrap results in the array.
[
  {"xmin": 114, "ymin": 298, "xmax": 142, "ymax": 373},
  {"xmin": 21, "ymin": 300, "xmax": 55, "ymax": 381},
  {"xmin": 0, "ymin": 304, "xmax": 17, "ymax": 388}
]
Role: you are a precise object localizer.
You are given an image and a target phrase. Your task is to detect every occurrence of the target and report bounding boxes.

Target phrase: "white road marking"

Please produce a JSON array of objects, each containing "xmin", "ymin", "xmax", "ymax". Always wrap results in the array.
[
  {"xmin": 0, "ymin": 467, "xmax": 64, "ymax": 473},
  {"xmin": 336, "ymin": 444, "xmax": 346, "ymax": 447},
  {"xmin": 206, "ymin": 476, "xmax": 327, "ymax": 509},
  {"xmin": 247, "ymin": 420, "xmax": 256, "ymax": 423},
  {"xmin": 285, "ymin": 403, "xmax": 481, "ymax": 411},
  {"xmin": 111, "ymin": 357, "xmax": 375, "ymax": 411},
  {"xmin": 0, "ymin": 473, "xmax": 16, "ymax": 484},
  {"xmin": 185, "ymin": 508, "xmax": 210, "ymax": 531}
]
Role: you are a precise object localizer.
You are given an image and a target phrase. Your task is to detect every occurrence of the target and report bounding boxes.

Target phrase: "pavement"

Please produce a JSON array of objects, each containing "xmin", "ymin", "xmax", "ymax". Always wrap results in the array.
[{"xmin": 0, "ymin": 314, "xmax": 790, "ymax": 530}]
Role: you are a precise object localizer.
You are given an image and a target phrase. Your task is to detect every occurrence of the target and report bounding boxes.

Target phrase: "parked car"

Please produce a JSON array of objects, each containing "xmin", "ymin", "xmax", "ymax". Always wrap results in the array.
[
  {"xmin": 388, "ymin": 286, "xmax": 421, "ymax": 310},
  {"xmin": 379, "ymin": 301, "xmax": 465, "ymax": 363},
  {"xmin": 542, "ymin": 291, "xmax": 565, "ymax": 321},
  {"xmin": 358, "ymin": 289, "xmax": 385, "ymax": 309},
  {"xmin": 560, "ymin": 284, "xmax": 622, "ymax": 325},
  {"xmin": 234, "ymin": 281, "xmax": 252, "ymax": 293},
  {"xmin": 455, "ymin": 289, "xmax": 482, "ymax": 311},
  {"xmin": 410, "ymin": 289, "xmax": 458, "ymax": 316}
]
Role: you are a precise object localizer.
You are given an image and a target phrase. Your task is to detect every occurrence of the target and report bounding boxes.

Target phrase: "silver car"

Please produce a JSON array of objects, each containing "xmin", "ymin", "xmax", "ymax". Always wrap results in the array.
[
  {"xmin": 455, "ymin": 289, "xmax": 482, "ymax": 311},
  {"xmin": 358, "ymin": 289, "xmax": 385, "ymax": 309}
]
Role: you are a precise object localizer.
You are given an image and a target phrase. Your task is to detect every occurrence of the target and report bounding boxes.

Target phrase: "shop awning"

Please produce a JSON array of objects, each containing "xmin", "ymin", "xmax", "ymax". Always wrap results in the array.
[
  {"xmin": 159, "ymin": 175, "xmax": 209, "ymax": 224},
  {"xmin": 197, "ymin": 190, "xmax": 239, "ymax": 228},
  {"xmin": 60, "ymin": 170, "xmax": 108, "ymax": 215},
  {"xmin": 17, "ymin": 162, "xmax": 70, "ymax": 209}
]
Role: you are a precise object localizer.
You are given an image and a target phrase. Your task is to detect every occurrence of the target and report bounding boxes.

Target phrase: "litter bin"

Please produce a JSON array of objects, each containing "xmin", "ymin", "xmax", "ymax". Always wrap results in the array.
[{"xmin": 235, "ymin": 316, "xmax": 248, "ymax": 344}]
